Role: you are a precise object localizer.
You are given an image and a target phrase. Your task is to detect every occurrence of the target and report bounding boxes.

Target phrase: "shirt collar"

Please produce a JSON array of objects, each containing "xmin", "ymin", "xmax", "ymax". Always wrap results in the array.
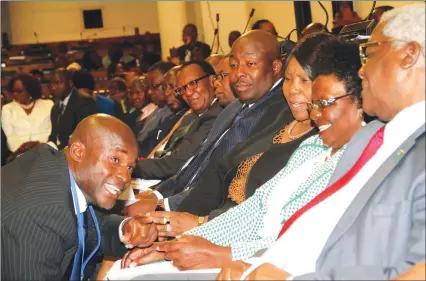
[
  {"xmin": 69, "ymin": 170, "xmax": 88, "ymax": 214},
  {"xmin": 384, "ymin": 100, "xmax": 425, "ymax": 145},
  {"xmin": 198, "ymin": 98, "xmax": 218, "ymax": 117},
  {"xmin": 61, "ymin": 88, "xmax": 74, "ymax": 107},
  {"xmin": 243, "ymin": 78, "xmax": 283, "ymax": 108}
]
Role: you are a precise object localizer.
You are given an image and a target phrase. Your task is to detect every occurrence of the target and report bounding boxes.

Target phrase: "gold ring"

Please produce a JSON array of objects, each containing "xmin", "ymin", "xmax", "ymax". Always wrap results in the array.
[
  {"xmin": 164, "ymin": 216, "xmax": 171, "ymax": 224},
  {"xmin": 166, "ymin": 224, "xmax": 172, "ymax": 232}
]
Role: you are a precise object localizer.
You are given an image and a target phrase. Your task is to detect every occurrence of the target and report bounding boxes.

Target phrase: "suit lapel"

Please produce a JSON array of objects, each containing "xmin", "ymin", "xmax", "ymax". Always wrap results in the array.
[
  {"xmin": 200, "ymin": 100, "xmax": 241, "ymax": 154},
  {"xmin": 327, "ymin": 120, "xmax": 385, "ymax": 186},
  {"xmin": 319, "ymin": 123, "xmax": 426, "ymax": 262}
]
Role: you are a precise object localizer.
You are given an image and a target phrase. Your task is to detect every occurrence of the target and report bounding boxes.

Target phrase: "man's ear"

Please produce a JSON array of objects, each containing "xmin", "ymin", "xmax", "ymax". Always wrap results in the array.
[
  {"xmin": 69, "ymin": 141, "xmax": 86, "ymax": 163},
  {"xmin": 400, "ymin": 41, "xmax": 421, "ymax": 69},
  {"xmin": 272, "ymin": 60, "xmax": 283, "ymax": 76}
]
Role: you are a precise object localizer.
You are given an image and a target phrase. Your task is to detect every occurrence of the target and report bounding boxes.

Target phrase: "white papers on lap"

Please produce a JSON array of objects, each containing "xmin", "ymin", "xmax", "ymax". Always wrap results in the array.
[
  {"xmin": 105, "ymin": 260, "xmax": 221, "ymax": 280},
  {"xmin": 131, "ymin": 178, "xmax": 161, "ymax": 190}
]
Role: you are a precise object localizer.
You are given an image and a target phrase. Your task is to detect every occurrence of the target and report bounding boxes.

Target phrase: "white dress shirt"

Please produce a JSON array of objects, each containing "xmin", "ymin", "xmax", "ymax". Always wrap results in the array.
[
  {"xmin": 241, "ymin": 100, "xmax": 426, "ymax": 279},
  {"xmin": 1, "ymin": 99, "xmax": 54, "ymax": 152}
]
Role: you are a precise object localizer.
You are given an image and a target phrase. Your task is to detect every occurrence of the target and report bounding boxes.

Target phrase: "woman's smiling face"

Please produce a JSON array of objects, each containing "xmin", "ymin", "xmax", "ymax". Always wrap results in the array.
[{"xmin": 310, "ymin": 74, "xmax": 363, "ymax": 150}]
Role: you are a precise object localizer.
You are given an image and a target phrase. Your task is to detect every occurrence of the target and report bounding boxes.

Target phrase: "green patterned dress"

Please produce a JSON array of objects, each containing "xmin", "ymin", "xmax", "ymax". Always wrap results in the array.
[{"xmin": 185, "ymin": 134, "xmax": 346, "ymax": 260}]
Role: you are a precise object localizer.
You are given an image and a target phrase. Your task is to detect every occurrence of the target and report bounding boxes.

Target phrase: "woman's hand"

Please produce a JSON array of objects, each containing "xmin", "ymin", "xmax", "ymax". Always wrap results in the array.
[
  {"xmin": 151, "ymin": 211, "xmax": 199, "ymax": 239},
  {"xmin": 155, "ymin": 235, "xmax": 232, "ymax": 270},
  {"xmin": 216, "ymin": 261, "xmax": 251, "ymax": 280}
]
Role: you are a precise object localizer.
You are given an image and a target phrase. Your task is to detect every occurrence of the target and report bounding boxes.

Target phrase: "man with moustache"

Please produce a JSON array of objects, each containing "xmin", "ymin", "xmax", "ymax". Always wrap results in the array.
[
  {"xmin": 1, "ymin": 114, "xmax": 160, "ymax": 280},
  {"xmin": 126, "ymin": 30, "xmax": 289, "ymax": 222},
  {"xmin": 132, "ymin": 62, "xmax": 223, "ymax": 181}
]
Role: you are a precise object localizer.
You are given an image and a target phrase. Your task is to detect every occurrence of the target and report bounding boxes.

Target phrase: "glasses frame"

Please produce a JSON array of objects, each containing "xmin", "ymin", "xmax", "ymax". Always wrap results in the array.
[
  {"xmin": 359, "ymin": 40, "xmax": 408, "ymax": 66},
  {"xmin": 210, "ymin": 72, "xmax": 229, "ymax": 83},
  {"xmin": 175, "ymin": 74, "xmax": 210, "ymax": 96},
  {"xmin": 308, "ymin": 93, "xmax": 353, "ymax": 112}
]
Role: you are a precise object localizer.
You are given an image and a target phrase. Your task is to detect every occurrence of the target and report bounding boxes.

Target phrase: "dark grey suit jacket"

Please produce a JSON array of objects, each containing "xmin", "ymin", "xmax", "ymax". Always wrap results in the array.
[
  {"xmin": 1, "ymin": 145, "xmax": 127, "ymax": 280},
  {"xmin": 48, "ymin": 88, "xmax": 98, "ymax": 150},
  {"xmin": 134, "ymin": 101, "xmax": 223, "ymax": 180},
  {"xmin": 294, "ymin": 120, "xmax": 426, "ymax": 280}
]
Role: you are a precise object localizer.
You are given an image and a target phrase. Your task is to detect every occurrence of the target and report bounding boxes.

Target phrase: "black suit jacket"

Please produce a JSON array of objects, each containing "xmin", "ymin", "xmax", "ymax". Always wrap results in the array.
[
  {"xmin": 1, "ymin": 145, "xmax": 126, "ymax": 280},
  {"xmin": 177, "ymin": 41, "xmax": 211, "ymax": 61},
  {"xmin": 177, "ymin": 92, "xmax": 296, "ymax": 216},
  {"xmin": 157, "ymin": 80, "xmax": 288, "ymax": 210},
  {"xmin": 49, "ymin": 88, "xmax": 98, "ymax": 150},
  {"xmin": 134, "ymin": 101, "xmax": 223, "ymax": 180}
]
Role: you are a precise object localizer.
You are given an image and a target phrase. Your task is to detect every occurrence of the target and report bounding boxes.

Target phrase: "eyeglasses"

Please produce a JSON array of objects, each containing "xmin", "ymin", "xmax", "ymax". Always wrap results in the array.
[
  {"xmin": 210, "ymin": 72, "xmax": 229, "ymax": 83},
  {"xmin": 161, "ymin": 83, "xmax": 176, "ymax": 92},
  {"xmin": 359, "ymin": 40, "xmax": 406, "ymax": 66},
  {"xmin": 307, "ymin": 93, "xmax": 353, "ymax": 112},
  {"xmin": 175, "ymin": 74, "xmax": 210, "ymax": 96}
]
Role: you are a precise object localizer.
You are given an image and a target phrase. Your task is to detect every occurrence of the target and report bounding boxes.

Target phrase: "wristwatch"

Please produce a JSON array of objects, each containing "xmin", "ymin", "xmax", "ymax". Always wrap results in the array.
[
  {"xmin": 156, "ymin": 199, "xmax": 165, "ymax": 211},
  {"xmin": 198, "ymin": 216, "xmax": 208, "ymax": 226}
]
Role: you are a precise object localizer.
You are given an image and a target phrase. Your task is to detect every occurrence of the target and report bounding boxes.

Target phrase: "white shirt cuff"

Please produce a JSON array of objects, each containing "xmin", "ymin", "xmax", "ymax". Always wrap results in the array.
[
  {"xmin": 152, "ymin": 190, "xmax": 163, "ymax": 200},
  {"xmin": 46, "ymin": 141, "xmax": 58, "ymax": 150},
  {"xmin": 163, "ymin": 198, "xmax": 171, "ymax": 211},
  {"xmin": 118, "ymin": 217, "xmax": 132, "ymax": 248}
]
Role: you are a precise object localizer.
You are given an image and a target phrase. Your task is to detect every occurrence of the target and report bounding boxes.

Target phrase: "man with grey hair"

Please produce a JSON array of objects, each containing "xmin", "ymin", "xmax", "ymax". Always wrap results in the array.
[{"xmin": 215, "ymin": 4, "xmax": 425, "ymax": 280}]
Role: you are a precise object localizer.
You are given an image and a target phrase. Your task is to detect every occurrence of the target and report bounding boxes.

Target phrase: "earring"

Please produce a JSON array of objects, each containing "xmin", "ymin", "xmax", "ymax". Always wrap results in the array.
[{"xmin": 361, "ymin": 121, "xmax": 366, "ymax": 127}]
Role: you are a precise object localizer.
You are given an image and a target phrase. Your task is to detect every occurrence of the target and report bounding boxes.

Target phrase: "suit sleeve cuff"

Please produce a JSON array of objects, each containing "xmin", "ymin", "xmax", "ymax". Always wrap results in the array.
[{"xmin": 118, "ymin": 217, "xmax": 132, "ymax": 248}]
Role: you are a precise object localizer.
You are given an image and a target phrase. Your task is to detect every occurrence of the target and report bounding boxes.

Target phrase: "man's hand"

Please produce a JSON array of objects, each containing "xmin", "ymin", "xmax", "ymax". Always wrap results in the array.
[
  {"xmin": 155, "ymin": 235, "xmax": 232, "ymax": 270},
  {"xmin": 393, "ymin": 261, "xmax": 426, "ymax": 280},
  {"xmin": 19, "ymin": 141, "xmax": 40, "ymax": 151},
  {"xmin": 216, "ymin": 261, "xmax": 251, "ymax": 280},
  {"xmin": 120, "ymin": 245, "xmax": 165, "ymax": 269},
  {"xmin": 122, "ymin": 190, "xmax": 158, "ymax": 216},
  {"xmin": 245, "ymin": 263, "xmax": 290, "ymax": 280},
  {"xmin": 152, "ymin": 211, "xmax": 199, "ymax": 239},
  {"xmin": 120, "ymin": 214, "xmax": 157, "ymax": 248}
]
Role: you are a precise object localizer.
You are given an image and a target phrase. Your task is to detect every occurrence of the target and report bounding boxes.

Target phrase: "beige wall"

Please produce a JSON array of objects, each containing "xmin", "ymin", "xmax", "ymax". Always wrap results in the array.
[
  {"xmin": 353, "ymin": 1, "xmax": 419, "ymax": 19},
  {"xmin": 8, "ymin": 1, "xmax": 159, "ymax": 44},
  {"xmin": 7, "ymin": 1, "xmax": 421, "ymax": 50}
]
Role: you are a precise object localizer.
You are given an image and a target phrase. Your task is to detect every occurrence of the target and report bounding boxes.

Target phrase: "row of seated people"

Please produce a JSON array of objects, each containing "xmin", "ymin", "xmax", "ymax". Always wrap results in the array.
[
  {"xmin": 109, "ymin": 5, "xmax": 426, "ymax": 280},
  {"xmin": 1, "ymin": 4, "xmax": 425, "ymax": 281}
]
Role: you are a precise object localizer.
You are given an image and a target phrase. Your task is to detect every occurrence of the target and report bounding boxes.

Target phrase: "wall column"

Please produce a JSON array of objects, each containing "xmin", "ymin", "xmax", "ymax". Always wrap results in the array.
[{"xmin": 156, "ymin": 1, "xmax": 188, "ymax": 61}]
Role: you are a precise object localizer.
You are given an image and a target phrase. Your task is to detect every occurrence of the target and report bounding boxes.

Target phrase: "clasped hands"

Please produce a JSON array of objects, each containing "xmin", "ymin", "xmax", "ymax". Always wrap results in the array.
[{"xmin": 120, "ymin": 210, "xmax": 231, "ymax": 270}]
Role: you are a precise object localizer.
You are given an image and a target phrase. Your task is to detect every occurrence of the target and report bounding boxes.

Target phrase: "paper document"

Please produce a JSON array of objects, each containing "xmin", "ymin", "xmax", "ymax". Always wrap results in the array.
[{"xmin": 105, "ymin": 260, "xmax": 221, "ymax": 280}]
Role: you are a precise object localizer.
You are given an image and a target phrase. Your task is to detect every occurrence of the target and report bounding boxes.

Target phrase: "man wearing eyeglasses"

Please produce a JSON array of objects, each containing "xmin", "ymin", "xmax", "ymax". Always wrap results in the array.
[
  {"xmin": 136, "ymin": 62, "xmax": 175, "ymax": 158},
  {"xmin": 141, "ymin": 30, "xmax": 289, "ymax": 214},
  {"xmin": 131, "ymin": 61, "xmax": 223, "ymax": 184},
  {"xmin": 218, "ymin": 4, "xmax": 425, "ymax": 280}
]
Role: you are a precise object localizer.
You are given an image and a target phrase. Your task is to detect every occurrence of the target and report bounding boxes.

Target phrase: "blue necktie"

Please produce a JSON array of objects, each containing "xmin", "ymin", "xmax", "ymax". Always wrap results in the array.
[{"xmin": 69, "ymin": 170, "xmax": 101, "ymax": 281}]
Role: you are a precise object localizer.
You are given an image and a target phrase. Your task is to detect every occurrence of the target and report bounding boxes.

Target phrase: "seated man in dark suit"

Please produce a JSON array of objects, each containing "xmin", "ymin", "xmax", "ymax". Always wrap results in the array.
[
  {"xmin": 133, "ymin": 61, "xmax": 222, "ymax": 181},
  {"xmin": 1, "ymin": 114, "xmax": 159, "ymax": 280},
  {"xmin": 171, "ymin": 24, "xmax": 211, "ymax": 63},
  {"xmin": 136, "ymin": 62, "xmax": 176, "ymax": 157},
  {"xmin": 127, "ymin": 30, "xmax": 289, "ymax": 214},
  {"xmin": 48, "ymin": 68, "xmax": 98, "ymax": 150}
]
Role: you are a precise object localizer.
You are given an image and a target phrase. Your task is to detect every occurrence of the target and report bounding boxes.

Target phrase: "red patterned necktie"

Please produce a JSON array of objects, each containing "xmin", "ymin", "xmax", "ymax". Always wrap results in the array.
[{"xmin": 277, "ymin": 125, "xmax": 386, "ymax": 239}]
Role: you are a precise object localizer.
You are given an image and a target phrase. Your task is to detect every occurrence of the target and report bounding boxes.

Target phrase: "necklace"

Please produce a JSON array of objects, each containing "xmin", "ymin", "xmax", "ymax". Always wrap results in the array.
[
  {"xmin": 287, "ymin": 120, "xmax": 314, "ymax": 140},
  {"xmin": 19, "ymin": 100, "xmax": 35, "ymax": 110}
]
